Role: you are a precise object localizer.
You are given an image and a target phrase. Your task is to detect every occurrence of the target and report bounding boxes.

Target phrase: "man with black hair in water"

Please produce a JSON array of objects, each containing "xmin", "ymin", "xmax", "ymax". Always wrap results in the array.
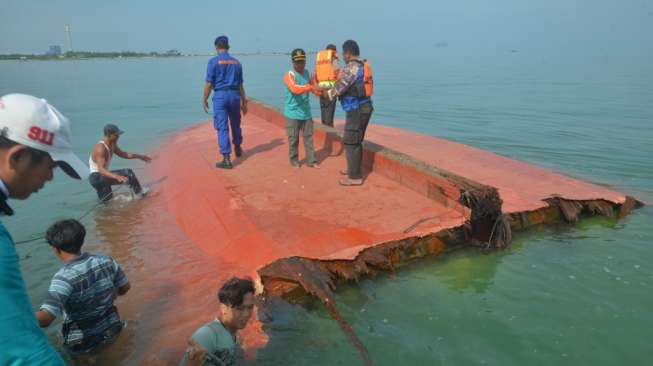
[
  {"xmin": 181, "ymin": 277, "xmax": 256, "ymax": 366},
  {"xmin": 89, "ymin": 123, "xmax": 151, "ymax": 201},
  {"xmin": 35, "ymin": 219, "xmax": 131, "ymax": 359}
]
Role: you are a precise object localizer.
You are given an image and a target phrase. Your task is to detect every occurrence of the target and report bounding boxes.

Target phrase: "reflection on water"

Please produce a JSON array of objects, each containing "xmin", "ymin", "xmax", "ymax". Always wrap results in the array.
[
  {"xmin": 252, "ymin": 211, "xmax": 653, "ymax": 365},
  {"xmin": 67, "ymin": 187, "xmax": 229, "ymax": 365},
  {"xmin": 430, "ymin": 249, "xmax": 503, "ymax": 294}
]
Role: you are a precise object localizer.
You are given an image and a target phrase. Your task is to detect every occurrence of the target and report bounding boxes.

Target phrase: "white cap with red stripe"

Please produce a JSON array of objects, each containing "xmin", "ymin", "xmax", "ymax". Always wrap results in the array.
[{"xmin": 0, "ymin": 93, "xmax": 89, "ymax": 179}]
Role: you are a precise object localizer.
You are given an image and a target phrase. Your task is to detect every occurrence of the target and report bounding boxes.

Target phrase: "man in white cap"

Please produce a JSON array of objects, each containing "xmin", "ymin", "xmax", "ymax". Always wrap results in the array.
[{"xmin": 0, "ymin": 93, "xmax": 89, "ymax": 365}]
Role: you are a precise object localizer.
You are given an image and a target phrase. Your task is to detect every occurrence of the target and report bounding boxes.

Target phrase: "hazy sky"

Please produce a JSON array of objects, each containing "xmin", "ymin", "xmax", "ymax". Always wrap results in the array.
[{"xmin": 1, "ymin": 0, "xmax": 652, "ymax": 55}]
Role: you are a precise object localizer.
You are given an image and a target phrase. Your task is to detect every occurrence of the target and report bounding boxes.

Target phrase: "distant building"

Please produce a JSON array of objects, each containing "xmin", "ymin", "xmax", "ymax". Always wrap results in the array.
[{"xmin": 45, "ymin": 45, "xmax": 62, "ymax": 56}]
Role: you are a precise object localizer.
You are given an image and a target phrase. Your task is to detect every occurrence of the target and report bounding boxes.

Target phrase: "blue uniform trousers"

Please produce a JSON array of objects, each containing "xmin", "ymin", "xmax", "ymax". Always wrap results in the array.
[{"xmin": 212, "ymin": 90, "xmax": 242, "ymax": 155}]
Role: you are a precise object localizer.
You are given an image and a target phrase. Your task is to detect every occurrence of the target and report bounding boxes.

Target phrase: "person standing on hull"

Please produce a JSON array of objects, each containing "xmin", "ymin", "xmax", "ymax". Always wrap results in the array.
[
  {"xmin": 283, "ymin": 48, "xmax": 319, "ymax": 168},
  {"xmin": 314, "ymin": 44, "xmax": 340, "ymax": 127},
  {"xmin": 202, "ymin": 35, "xmax": 248, "ymax": 169},
  {"xmin": 326, "ymin": 40, "xmax": 374, "ymax": 186},
  {"xmin": 89, "ymin": 123, "xmax": 151, "ymax": 202},
  {"xmin": 0, "ymin": 93, "xmax": 89, "ymax": 365}
]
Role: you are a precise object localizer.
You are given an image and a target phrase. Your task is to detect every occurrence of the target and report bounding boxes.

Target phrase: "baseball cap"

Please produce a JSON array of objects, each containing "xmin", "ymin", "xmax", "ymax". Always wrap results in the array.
[
  {"xmin": 291, "ymin": 48, "xmax": 306, "ymax": 62},
  {"xmin": 0, "ymin": 94, "xmax": 89, "ymax": 179},
  {"xmin": 104, "ymin": 123, "xmax": 124, "ymax": 136}
]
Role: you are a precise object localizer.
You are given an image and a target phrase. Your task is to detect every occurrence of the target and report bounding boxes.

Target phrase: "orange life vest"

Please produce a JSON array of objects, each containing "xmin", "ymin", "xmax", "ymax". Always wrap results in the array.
[
  {"xmin": 360, "ymin": 60, "xmax": 373, "ymax": 97},
  {"xmin": 315, "ymin": 49, "xmax": 337, "ymax": 83}
]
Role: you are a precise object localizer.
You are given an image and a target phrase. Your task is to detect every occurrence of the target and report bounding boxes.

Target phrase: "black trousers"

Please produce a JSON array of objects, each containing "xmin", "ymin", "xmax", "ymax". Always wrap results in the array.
[
  {"xmin": 89, "ymin": 169, "xmax": 142, "ymax": 202},
  {"xmin": 319, "ymin": 95, "xmax": 337, "ymax": 127},
  {"xmin": 343, "ymin": 102, "xmax": 373, "ymax": 179}
]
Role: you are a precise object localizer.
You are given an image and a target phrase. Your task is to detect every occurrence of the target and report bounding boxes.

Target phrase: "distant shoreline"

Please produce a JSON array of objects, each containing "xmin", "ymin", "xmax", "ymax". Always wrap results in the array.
[{"xmin": 0, "ymin": 50, "xmax": 312, "ymax": 62}]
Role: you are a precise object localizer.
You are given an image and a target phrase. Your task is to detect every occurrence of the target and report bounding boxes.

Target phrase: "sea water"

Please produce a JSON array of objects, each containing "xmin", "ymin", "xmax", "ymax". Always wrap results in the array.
[{"xmin": 1, "ymin": 45, "xmax": 651, "ymax": 365}]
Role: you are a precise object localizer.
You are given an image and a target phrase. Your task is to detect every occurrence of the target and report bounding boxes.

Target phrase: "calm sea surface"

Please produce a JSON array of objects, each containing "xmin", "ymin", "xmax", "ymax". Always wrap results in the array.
[{"xmin": 1, "ymin": 48, "xmax": 651, "ymax": 365}]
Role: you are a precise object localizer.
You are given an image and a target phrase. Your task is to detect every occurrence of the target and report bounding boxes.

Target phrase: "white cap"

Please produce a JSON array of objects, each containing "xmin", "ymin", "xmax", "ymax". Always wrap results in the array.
[{"xmin": 0, "ymin": 94, "xmax": 89, "ymax": 179}]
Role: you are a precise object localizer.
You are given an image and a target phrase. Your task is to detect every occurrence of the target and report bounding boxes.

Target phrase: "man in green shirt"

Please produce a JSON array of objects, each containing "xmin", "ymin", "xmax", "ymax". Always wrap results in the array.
[
  {"xmin": 283, "ymin": 48, "xmax": 319, "ymax": 168},
  {"xmin": 181, "ymin": 277, "xmax": 256, "ymax": 366},
  {"xmin": 0, "ymin": 93, "xmax": 89, "ymax": 365}
]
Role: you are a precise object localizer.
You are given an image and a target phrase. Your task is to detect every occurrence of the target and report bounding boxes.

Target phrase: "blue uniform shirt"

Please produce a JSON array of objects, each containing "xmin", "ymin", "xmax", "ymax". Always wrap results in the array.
[
  {"xmin": 206, "ymin": 52, "xmax": 244, "ymax": 92},
  {"xmin": 0, "ymin": 221, "xmax": 66, "ymax": 365}
]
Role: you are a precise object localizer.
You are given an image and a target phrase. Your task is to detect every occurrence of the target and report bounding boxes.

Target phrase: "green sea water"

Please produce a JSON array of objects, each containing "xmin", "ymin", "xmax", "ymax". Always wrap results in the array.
[{"xmin": 1, "ymin": 47, "xmax": 651, "ymax": 365}]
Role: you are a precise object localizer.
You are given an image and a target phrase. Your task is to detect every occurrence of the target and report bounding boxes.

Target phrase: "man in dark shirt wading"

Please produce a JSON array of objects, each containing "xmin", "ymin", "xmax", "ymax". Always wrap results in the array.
[{"xmin": 36, "ymin": 219, "xmax": 131, "ymax": 359}]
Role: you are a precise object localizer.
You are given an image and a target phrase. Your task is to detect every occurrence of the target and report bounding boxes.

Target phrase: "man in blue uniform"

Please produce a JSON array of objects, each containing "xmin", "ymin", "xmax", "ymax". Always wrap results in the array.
[
  {"xmin": 202, "ymin": 36, "xmax": 248, "ymax": 169},
  {"xmin": 0, "ymin": 93, "xmax": 89, "ymax": 365}
]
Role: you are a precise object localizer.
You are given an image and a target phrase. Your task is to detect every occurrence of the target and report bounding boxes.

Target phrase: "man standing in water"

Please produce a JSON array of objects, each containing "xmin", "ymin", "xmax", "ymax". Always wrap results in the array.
[
  {"xmin": 326, "ymin": 40, "xmax": 374, "ymax": 186},
  {"xmin": 284, "ymin": 48, "xmax": 319, "ymax": 168},
  {"xmin": 36, "ymin": 219, "xmax": 131, "ymax": 359},
  {"xmin": 0, "ymin": 93, "xmax": 89, "ymax": 365},
  {"xmin": 89, "ymin": 123, "xmax": 151, "ymax": 201},
  {"xmin": 181, "ymin": 277, "xmax": 256, "ymax": 366},
  {"xmin": 202, "ymin": 35, "xmax": 248, "ymax": 169}
]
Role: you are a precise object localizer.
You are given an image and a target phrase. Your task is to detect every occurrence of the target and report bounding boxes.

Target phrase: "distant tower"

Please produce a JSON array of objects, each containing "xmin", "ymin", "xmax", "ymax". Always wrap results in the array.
[{"xmin": 64, "ymin": 24, "xmax": 73, "ymax": 53}]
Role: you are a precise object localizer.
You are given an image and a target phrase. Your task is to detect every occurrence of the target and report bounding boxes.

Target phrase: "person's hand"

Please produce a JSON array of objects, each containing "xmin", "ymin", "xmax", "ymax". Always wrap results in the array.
[
  {"xmin": 241, "ymin": 101, "xmax": 248, "ymax": 115},
  {"xmin": 203, "ymin": 100, "xmax": 210, "ymax": 114},
  {"xmin": 114, "ymin": 175, "xmax": 128, "ymax": 183},
  {"xmin": 184, "ymin": 340, "xmax": 208, "ymax": 366},
  {"xmin": 141, "ymin": 155, "xmax": 152, "ymax": 163},
  {"xmin": 326, "ymin": 88, "xmax": 338, "ymax": 101}
]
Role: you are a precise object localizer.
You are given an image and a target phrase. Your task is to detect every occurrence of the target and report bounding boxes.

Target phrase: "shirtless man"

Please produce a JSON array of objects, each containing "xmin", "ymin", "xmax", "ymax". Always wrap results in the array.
[{"xmin": 88, "ymin": 124, "xmax": 151, "ymax": 201}]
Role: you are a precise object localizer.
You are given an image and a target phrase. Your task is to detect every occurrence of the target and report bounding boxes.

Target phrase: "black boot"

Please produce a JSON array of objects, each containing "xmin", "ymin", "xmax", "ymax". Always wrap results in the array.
[
  {"xmin": 234, "ymin": 145, "xmax": 243, "ymax": 158},
  {"xmin": 216, "ymin": 154, "xmax": 233, "ymax": 169}
]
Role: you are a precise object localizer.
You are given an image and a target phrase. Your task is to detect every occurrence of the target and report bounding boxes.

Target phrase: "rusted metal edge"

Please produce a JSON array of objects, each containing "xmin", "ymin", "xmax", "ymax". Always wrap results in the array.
[
  {"xmin": 255, "ymin": 197, "xmax": 639, "ymax": 366},
  {"xmin": 258, "ymin": 197, "xmax": 639, "ymax": 302}
]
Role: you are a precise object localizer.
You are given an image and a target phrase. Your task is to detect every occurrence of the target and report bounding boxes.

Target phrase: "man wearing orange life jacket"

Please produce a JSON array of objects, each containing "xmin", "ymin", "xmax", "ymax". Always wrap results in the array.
[
  {"xmin": 325, "ymin": 40, "xmax": 374, "ymax": 186},
  {"xmin": 314, "ymin": 44, "xmax": 340, "ymax": 127}
]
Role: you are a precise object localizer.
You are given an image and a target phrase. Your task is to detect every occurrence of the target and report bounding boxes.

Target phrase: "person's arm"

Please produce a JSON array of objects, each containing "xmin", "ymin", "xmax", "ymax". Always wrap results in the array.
[
  {"xmin": 333, "ymin": 63, "xmax": 359, "ymax": 96},
  {"xmin": 181, "ymin": 339, "xmax": 209, "ymax": 366},
  {"xmin": 112, "ymin": 259, "xmax": 130, "ymax": 296},
  {"xmin": 117, "ymin": 282, "xmax": 131, "ymax": 296},
  {"xmin": 114, "ymin": 145, "xmax": 152, "ymax": 162},
  {"xmin": 332, "ymin": 56, "xmax": 341, "ymax": 73},
  {"xmin": 284, "ymin": 71, "xmax": 313, "ymax": 95},
  {"xmin": 203, "ymin": 82, "xmax": 213, "ymax": 114},
  {"xmin": 309, "ymin": 73, "xmax": 321, "ymax": 96},
  {"xmin": 183, "ymin": 324, "xmax": 222, "ymax": 366},
  {"xmin": 36, "ymin": 275, "xmax": 72, "ymax": 328},
  {"xmin": 92, "ymin": 144, "xmax": 128, "ymax": 182},
  {"xmin": 203, "ymin": 59, "xmax": 216, "ymax": 113},
  {"xmin": 239, "ymin": 84, "xmax": 248, "ymax": 115}
]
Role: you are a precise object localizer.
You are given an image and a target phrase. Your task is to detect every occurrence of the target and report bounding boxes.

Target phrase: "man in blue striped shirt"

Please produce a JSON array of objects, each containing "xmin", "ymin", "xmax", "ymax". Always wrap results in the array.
[{"xmin": 35, "ymin": 219, "xmax": 131, "ymax": 358}]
